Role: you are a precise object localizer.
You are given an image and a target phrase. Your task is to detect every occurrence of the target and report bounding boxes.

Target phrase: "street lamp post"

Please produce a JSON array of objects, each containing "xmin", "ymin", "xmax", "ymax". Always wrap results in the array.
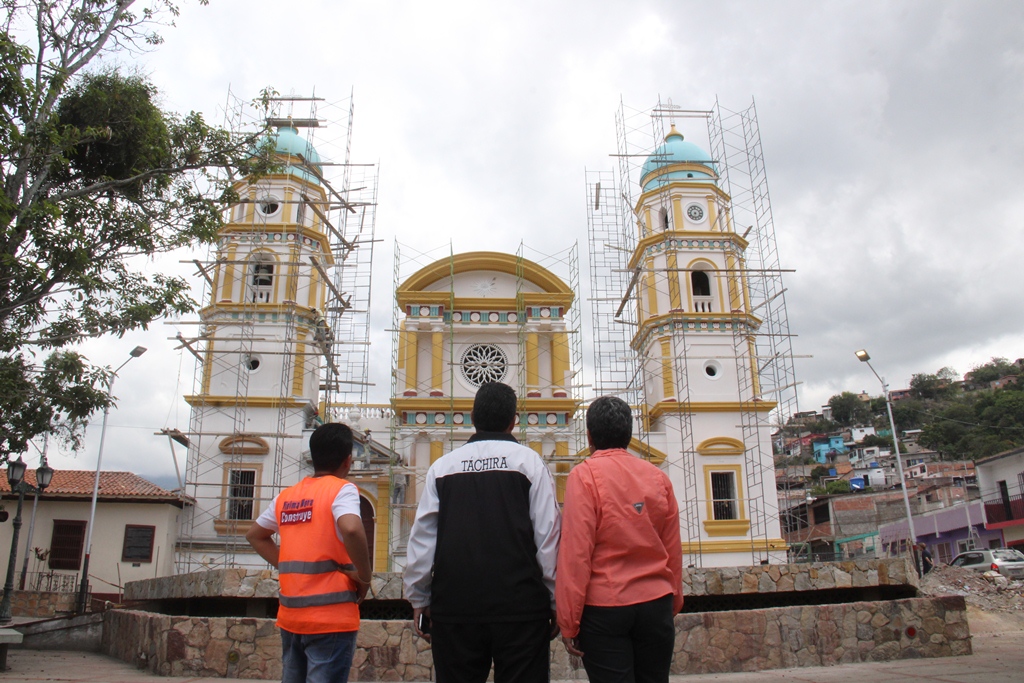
[
  {"xmin": 855, "ymin": 349, "xmax": 920, "ymax": 573},
  {"xmin": 0, "ymin": 457, "xmax": 54, "ymax": 625},
  {"xmin": 75, "ymin": 346, "xmax": 146, "ymax": 615}
]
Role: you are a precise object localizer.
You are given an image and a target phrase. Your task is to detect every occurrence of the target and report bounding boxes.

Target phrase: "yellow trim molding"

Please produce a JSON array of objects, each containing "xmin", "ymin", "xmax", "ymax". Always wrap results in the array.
[
  {"xmin": 574, "ymin": 437, "xmax": 667, "ymax": 466},
  {"xmin": 397, "ymin": 293, "xmax": 574, "ymax": 310},
  {"xmin": 185, "ymin": 396, "xmax": 313, "ymax": 408},
  {"xmin": 650, "ymin": 400, "xmax": 777, "ymax": 419},
  {"xmin": 218, "ymin": 435, "xmax": 270, "ymax": 456},
  {"xmin": 696, "ymin": 437, "xmax": 746, "ymax": 457},
  {"xmin": 703, "ymin": 519, "xmax": 752, "ymax": 537},
  {"xmin": 397, "ymin": 252, "xmax": 574, "ymax": 299},
  {"xmin": 681, "ymin": 538, "xmax": 788, "ymax": 554},
  {"xmin": 392, "ymin": 397, "xmax": 579, "ymax": 413},
  {"xmin": 628, "ymin": 229, "xmax": 748, "ymax": 270}
]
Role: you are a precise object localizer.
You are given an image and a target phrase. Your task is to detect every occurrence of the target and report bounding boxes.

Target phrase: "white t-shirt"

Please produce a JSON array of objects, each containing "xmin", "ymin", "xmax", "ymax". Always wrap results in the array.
[{"xmin": 255, "ymin": 481, "xmax": 361, "ymax": 543}]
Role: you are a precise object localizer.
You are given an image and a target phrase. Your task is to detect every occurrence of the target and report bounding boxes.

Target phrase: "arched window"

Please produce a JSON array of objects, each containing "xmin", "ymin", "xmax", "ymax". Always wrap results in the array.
[
  {"xmin": 659, "ymin": 207, "xmax": 670, "ymax": 231},
  {"xmin": 691, "ymin": 269, "xmax": 712, "ymax": 312},
  {"xmin": 691, "ymin": 270, "xmax": 711, "ymax": 296},
  {"xmin": 249, "ymin": 254, "xmax": 274, "ymax": 303}
]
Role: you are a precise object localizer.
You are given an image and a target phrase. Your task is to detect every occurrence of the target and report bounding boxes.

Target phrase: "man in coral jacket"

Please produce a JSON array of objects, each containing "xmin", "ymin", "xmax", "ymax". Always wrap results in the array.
[
  {"xmin": 246, "ymin": 423, "xmax": 372, "ymax": 683},
  {"xmin": 556, "ymin": 396, "xmax": 683, "ymax": 683}
]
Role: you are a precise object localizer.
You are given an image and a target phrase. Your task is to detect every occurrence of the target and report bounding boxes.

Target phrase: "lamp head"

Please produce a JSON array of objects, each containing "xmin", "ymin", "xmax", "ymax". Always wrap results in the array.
[
  {"xmin": 7, "ymin": 457, "xmax": 26, "ymax": 488},
  {"xmin": 35, "ymin": 463, "xmax": 54, "ymax": 491},
  {"xmin": 129, "ymin": 346, "xmax": 147, "ymax": 358},
  {"xmin": 855, "ymin": 350, "xmax": 871, "ymax": 362}
]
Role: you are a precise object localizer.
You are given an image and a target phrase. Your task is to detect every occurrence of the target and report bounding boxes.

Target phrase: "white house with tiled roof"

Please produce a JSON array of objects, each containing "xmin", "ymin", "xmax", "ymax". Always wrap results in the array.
[{"xmin": 0, "ymin": 470, "xmax": 187, "ymax": 603}]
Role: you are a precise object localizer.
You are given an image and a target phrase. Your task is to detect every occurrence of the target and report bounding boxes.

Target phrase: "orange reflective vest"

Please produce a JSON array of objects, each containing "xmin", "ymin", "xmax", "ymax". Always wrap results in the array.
[{"xmin": 275, "ymin": 476, "xmax": 360, "ymax": 634}]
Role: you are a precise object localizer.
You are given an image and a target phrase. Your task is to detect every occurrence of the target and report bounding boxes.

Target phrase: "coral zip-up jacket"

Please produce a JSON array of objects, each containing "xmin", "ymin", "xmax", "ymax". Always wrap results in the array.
[{"xmin": 556, "ymin": 448, "xmax": 683, "ymax": 639}]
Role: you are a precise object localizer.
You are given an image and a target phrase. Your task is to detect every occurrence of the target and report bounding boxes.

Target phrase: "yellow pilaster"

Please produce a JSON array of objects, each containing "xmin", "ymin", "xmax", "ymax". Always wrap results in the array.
[
  {"xmin": 292, "ymin": 330, "xmax": 307, "ymax": 395},
  {"xmin": 220, "ymin": 244, "xmax": 238, "ymax": 302},
  {"xmin": 529, "ymin": 442, "xmax": 543, "ymax": 456},
  {"xmin": 283, "ymin": 188, "xmax": 294, "ymax": 224},
  {"xmin": 404, "ymin": 330, "xmax": 418, "ymax": 394},
  {"xmin": 430, "ymin": 440, "xmax": 444, "ymax": 465},
  {"xmin": 644, "ymin": 257, "xmax": 658, "ymax": 317},
  {"xmin": 526, "ymin": 333, "xmax": 540, "ymax": 394},
  {"xmin": 201, "ymin": 333, "xmax": 215, "ymax": 395},
  {"xmin": 672, "ymin": 196, "xmax": 685, "ymax": 230},
  {"xmin": 660, "ymin": 338, "xmax": 675, "ymax": 400},
  {"xmin": 666, "ymin": 252, "xmax": 681, "ymax": 311},
  {"xmin": 726, "ymin": 254, "xmax": 741, "ymax": 310},
  {"xmin": 374, "ymin": 493, "xmax": 390, "ymax": 572},
  {"xmin": 551, "ymin": 332, "xmax": 569, "ymax": 396},
  {"xmin": 397, "ymin": 322, "xmax": 408, "ymax": 370},
  {"xmin": 555, "ymin": 442, "xmax": 569, "ymax": 504},
  {"xmin": 707, "ymin": 196, "xmax": 719, "ymax": 231},
  {"xmin": 431, "ymin": 331, "xmax": 444, "ymax": 393}
]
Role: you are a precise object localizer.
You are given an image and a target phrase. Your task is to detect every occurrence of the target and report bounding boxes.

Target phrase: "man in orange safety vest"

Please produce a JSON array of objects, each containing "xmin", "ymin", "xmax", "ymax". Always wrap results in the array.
[{"xmin": 247, "ymin": 423, "xmax": 372, "ymax": 683}]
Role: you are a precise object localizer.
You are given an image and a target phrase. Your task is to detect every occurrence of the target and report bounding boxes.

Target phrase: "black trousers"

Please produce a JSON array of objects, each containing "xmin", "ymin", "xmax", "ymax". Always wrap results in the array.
[
  {"xmin": 578, "ymin": 594, "xmax": 675, "ymax": 683},
  {"xmin": 430, "ymin": 618, "xmax": 550, "ymax": 683}
]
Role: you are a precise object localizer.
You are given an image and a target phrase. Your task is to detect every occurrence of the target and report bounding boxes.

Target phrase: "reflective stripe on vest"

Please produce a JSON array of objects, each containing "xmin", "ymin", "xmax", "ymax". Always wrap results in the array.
[
  {"xmin": 278, "ymin": 590, "xmax": 359, "ymax": 608},
  {"xmin": 278, "ymin": 560, "xmax": 357, "ymax": 574}
]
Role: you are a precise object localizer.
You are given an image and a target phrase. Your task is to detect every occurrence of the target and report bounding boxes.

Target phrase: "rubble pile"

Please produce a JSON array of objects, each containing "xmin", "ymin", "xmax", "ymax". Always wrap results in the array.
[{"xmin": 918, "ymin": 564, "xmax": 1024, "ymax": 613}]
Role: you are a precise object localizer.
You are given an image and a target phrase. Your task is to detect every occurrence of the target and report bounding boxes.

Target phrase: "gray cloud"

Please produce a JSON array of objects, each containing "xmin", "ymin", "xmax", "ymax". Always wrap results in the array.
[{"xmin": 38, "ymin": 0, "xmax": 1024, "ymax": 482}]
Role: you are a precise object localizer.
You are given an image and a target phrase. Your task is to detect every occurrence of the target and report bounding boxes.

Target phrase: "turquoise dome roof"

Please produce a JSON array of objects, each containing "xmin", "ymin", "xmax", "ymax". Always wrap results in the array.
[
  {"xmin": 639, "ymin": 125, "xmax": 716, "ymax": 192},
  {"xmin": 258, "ymin": 125, "xmax": 322, "ymax": 185}
]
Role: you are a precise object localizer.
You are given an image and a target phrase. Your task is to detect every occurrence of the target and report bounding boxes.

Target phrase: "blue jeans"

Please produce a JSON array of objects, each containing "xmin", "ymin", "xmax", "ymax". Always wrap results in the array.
[{"xmin": 281, "ymin": 628, "xmax": 358, "ymax": 683}]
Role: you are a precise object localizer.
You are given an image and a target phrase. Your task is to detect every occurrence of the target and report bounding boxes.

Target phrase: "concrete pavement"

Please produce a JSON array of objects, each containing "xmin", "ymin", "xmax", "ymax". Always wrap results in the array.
[{"xmin": 1, "ymin": 630, "xmax": 1021, "ymax": 683}]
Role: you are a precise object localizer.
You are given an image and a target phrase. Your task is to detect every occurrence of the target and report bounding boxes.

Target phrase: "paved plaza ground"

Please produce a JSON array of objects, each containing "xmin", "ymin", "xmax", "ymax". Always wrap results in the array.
[{"xmin": 1, "ymin": 629, "xmax": 1020, "ymax": 683}]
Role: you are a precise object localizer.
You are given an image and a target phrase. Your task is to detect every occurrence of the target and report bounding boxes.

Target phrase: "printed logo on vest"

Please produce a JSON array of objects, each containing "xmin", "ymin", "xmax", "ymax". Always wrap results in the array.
[
  {"xmin": 633, "ymin": 502, "xmax": 644, "ymax": 514},
  {"xmin": 280, "ymin": 498, "xmax": 314, "ymax": 525}
]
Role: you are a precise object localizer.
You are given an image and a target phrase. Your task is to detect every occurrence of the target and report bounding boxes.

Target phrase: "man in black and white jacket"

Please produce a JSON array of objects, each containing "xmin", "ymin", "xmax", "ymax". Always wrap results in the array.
[{"xmin": 404, "ymin": 382, "xmax": 561, "ymax": 682}]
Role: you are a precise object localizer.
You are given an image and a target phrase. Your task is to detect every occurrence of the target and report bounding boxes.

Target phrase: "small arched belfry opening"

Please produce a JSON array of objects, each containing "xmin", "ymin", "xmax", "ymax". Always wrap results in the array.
[{"xmin": 393, "ymin": 252, "xmax": 574, "ymax": 400}]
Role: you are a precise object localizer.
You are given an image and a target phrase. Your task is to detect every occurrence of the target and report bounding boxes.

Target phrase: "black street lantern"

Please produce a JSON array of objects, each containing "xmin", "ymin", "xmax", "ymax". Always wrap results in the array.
[
  {"xmin": 35, "ymin": 463, "xmax": 53, "ymax": 491},
  {"xmin": 6, "ymin": 457, "xmax": 26, "ymax": 489},
  {"xmin": 0, "ymin": 457, "xmax": 54, "ymax": 626}
]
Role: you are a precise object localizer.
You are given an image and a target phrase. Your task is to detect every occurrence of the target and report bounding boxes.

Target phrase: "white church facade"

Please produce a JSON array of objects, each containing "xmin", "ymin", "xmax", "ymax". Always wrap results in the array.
[{"xmin": 176, "ymin": 109, "xmax": 790, "ymax": 573}]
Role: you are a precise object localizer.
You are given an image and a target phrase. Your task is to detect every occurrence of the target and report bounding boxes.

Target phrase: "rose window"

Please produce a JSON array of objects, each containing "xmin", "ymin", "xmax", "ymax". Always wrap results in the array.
[{"xmin": 460, "ymin": 344, "xmax": 508, "ymax": 387}]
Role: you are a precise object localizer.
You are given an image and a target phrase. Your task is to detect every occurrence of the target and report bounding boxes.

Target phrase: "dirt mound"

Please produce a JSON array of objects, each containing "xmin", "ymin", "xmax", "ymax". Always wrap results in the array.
[{"xmin": 918, "ymin": 564, "xmax": 1024, "ymax": 613}]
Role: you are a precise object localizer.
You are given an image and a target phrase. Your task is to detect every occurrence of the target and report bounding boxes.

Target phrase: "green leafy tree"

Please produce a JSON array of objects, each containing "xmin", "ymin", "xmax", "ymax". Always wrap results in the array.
[
  {"xmin": 909, "ymin": 367, "xmax": 958, "ymax": 400},
  {"xmin": 825, "ymin": 480, "xmax": 852, "ymax": 495},
  {"xmin": 967, "ymin": 357, "xmax": 1020, "ymax": 385},
  {"xmin": 810, "ymin": 465, "xmax": 830, "ymax": 482},
  {"xmin": 0, "ymin": 1, "xmax": 274, "ymax": 460},
  {"xmin": 828, "ymin": 391, "xmax": 870, "ymax": 427},
  {"xmin": 859, "ymin": 433, "xmax": 896, "ymax": 450}
]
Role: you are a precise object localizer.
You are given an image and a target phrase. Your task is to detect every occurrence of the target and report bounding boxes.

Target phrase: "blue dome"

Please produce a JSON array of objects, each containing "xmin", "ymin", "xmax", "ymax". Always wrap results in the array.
[
  {"xmin": 639, "ymin": 126, "xmax": 716, "ymax": 192},
  {"xmin": 257, "ymin": 126, "xmax": 322, "ymax": 185}
]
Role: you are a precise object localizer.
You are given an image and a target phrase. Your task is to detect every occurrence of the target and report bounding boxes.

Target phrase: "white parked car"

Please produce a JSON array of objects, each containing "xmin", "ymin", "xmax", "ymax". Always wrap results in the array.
[{"xmin": 949, "ymin": 548, "xmax": 1024, "ymax": 579}]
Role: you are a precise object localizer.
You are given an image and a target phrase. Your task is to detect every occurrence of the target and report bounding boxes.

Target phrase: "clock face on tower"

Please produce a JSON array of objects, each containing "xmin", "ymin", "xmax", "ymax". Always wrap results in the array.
[{"xmin": 686, "ymin": 204, "xmax": 705, "ymax": 222}]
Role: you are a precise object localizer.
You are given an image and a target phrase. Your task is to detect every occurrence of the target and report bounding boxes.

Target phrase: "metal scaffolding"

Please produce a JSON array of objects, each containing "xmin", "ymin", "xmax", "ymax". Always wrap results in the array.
[
  {"xmin": 586, "ymin": 97, "xmax": 799, "ymax": 566},
  {"xmin": 174, "ymin": 89, "xmax": 376, "ymax": 572}
]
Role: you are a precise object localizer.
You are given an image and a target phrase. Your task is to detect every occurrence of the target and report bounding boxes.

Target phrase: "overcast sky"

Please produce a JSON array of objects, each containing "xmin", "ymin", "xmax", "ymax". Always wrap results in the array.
[{"xmin": 36, "ymin": 0, "xmax": 1024, "ymax": 488}]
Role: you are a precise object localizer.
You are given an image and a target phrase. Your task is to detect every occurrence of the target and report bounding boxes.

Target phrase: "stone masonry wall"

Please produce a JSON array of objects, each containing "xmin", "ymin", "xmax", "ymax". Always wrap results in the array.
[
  {"xmin": 685, "ymin": 558, "xmax": 918, "ymax": 596},
  {"xmin": 103, "ymin": 595, "xmax": 970, "ymax": 680},
  {"xmin": 108, "ymin": 559, "xmax": 945, "ymax": 680},
  {"xmin": 0, "ymin": 589, "xmax": 76, "ymax": 618}
]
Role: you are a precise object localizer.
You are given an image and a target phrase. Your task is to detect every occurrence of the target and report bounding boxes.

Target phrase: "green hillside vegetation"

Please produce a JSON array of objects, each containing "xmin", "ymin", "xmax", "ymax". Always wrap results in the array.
[{"xmin": 790, "ymin": 358, "xmax": 1024, "ymax": 462}]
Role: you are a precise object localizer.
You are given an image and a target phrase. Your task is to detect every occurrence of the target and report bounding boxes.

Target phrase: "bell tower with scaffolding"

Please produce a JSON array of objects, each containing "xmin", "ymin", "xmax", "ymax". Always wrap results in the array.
[
  {"xmin": 176, "ymin": 92, "xmax": 379, "ymax": 571},
  {"xmin": 587, "ymin": 99, "xmax": 796, "ymax": 567}
]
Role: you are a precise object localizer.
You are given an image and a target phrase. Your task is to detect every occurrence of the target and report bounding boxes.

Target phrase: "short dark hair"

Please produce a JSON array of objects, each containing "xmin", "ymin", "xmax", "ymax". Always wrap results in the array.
[
  {"xmin": 587, "ymin": 396, "xmax": 633, "ymax": 450},
  {"xmin": 308, "ymin": 422, "xmax": 354, "ymax": 472},
  {"xmin": 472, "ymin": 382, "xmax": 518, "ymax": 432}
]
